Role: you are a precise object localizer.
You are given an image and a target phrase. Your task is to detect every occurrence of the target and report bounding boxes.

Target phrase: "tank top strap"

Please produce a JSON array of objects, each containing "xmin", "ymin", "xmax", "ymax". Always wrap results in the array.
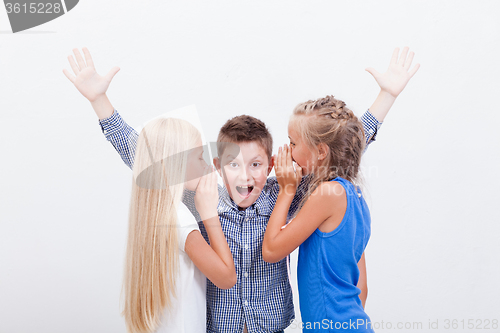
[{"xmin": 331, "ymin": 176, "xmax": 362, "ymax": 198}]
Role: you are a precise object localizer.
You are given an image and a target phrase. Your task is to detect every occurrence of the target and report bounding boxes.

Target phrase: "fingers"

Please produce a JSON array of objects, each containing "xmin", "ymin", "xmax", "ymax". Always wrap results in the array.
[
  {"xmin": 67, "ymin": 55, "xmax": 80, "ymax": 76},
  {"xmin": 285, "ymin": 144, "xmax": 300, "ymax": 178},
  {"xmin": 62, "ymin": 69, "xmax": 75, "ymax": 83},
  {"xmin": 276, "ymin": 147, "xmax": 284, "ymax": 182},
  {"xmin": 282, "ymin": 145, "xmax": 288, "ymax": 172},
  {"xmin": 409, "ymin": 63, "xmax": 420, "ymax": 78},
  {"xmin": 285, "ymin": 144, "xmax": 292, "ymax": 170},
  {"xmin": 390, "ymin": 47, "xmax": 400, "ymax": 64},
  {"xmin": 203, "ymin": 165, "xmax": 210, "ymax": 186},
  {"xmin": 365, "ymin": 67, "xmax": 381, "ymax": 80},
  {"xmin": 72, "ymin": 48, "xmax": 86, "ymax": 70},
  {"xmin": 280, "ymin": 144, "xmax": 297, "ymax": 176},
  {"xmin": 196, "ymin": 166, "xmax": 209, "ymax": 191},
  {"xmin": 278, "ymin": 146, "xmax": 284, "ymax": 171},
  {"xmin": 209, "ymin": 166, "xmax": 216, "ymax": 188},
  {"xmin": 82, "ymin": 47, "xmax": 94, "ymax": 69},
  {"xmin": 213, "ymin": 167, "xmax": 218, "ymax": 186},
  {"xmin": 105, "ymin": 66, "xmax": 120, "ymax": 82},
  {"xmin": 296, "ymin": 164, "xmax": 302, "ymax": 180},
  {"xmin": 205, "ymin": 166, "xmax": 212, "ymax": 191},
  {"xmin": 404, "ymin": 51, "xmax": 414, "ymax": 70},
  {"xmin": 398, "ymin": 46, "xmax": 409, "ymax": 66}
]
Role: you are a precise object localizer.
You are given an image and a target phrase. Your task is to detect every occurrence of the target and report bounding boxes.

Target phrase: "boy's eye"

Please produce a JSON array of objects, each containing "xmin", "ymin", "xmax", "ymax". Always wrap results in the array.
[
  {"xmin": 251, "ymin": 162, "xmax": 261, "ymax": 167},
  {"xmin": 229, "ymin": 162, "xmax": 238, "ymax": 168}
]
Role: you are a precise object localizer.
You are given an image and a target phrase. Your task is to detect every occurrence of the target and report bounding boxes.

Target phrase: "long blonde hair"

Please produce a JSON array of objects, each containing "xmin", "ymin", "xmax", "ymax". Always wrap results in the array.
[
  {"xmin": 291, "ymin": 95, "xmax": 365, "ymax": 206},
  {"xmin": 122, "ymin": 118, "xmax": 201, "ymax": 333}
]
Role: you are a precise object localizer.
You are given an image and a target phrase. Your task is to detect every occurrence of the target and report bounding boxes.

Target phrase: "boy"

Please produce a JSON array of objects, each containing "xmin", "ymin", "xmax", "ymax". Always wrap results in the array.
[{"xmin": 64, "ymin": 47, "xmax": 418, "ymax": 332}]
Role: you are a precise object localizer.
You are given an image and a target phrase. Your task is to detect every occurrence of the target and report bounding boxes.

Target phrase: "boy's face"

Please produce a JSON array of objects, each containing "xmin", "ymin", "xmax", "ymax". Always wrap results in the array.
[{"xmin": 214, "ymin": 141, "xmax": 273, "ymax": 209}]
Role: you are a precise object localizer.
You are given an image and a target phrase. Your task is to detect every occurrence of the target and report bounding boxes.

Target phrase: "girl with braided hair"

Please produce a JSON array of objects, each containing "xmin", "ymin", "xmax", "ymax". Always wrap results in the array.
[{"xmin": 263, "ymin": 48, "xmax": 419, "ymax": 331}]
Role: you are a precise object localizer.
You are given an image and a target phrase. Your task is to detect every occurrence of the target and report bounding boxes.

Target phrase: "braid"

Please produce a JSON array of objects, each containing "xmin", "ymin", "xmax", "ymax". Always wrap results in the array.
[
  {"xmin": 297, "ymin": 95, "xmax": 355, "ymax": 121},
  {"xmin": 292, "ymin": 95, "xmax": 365, "ymax": 180}
]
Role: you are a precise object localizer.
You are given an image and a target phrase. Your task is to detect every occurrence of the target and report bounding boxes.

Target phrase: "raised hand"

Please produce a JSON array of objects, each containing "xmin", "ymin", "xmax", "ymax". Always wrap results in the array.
[
  {"xmin": 366, "ymin": 47, "xmax": 420, "ymax": 122},
  {"xmin": 63, "ymin": 48, "xmax": 120, "ymax": 102},
  {"xmin": 275, "ymin": 145, "xmax": 302, "ymax": 196},
  {"xmin": 366, "ymin": 47, "xmax": 420, "ymax": 98}
]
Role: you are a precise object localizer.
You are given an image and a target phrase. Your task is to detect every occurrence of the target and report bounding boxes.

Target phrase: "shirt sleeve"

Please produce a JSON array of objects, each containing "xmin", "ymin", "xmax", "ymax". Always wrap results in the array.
[
  {"xmin": 360, "ymin": 109, "xmax": 383, "ymax": 151},
  {"xmin": 98, "ymin": 109, "xmax": 139, "ymax": 170}
]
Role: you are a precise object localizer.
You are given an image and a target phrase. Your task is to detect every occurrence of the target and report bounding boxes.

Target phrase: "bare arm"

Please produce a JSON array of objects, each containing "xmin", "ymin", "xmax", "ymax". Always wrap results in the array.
[
  {"xmin": 189, "ymin": 168, "xmax": 236, "ymax": 289},
  {"xmin": 185, "ymin": 225, "xmax": 236, "ymax": 289},
  {"xmin": 357, "ymin": 252, "xmax": 368, "ymax": 308}
]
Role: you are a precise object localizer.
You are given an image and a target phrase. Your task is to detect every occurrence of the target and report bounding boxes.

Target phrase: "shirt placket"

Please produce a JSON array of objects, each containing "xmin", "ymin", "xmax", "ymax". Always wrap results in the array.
[{"xmin": 240, "ymin": 209, "xmax": 254, "ymax": 331}]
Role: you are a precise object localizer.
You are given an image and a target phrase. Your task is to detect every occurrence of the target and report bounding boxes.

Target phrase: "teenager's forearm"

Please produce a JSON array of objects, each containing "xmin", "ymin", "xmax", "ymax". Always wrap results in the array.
[
  {"xmin": 368, "ymin": 90, "xmax": 396, "ymax": 123},
  {"xmin": 262, "ymin": 193, "xmax": 294, "ymax": 261},
  {"xmin": 91, "ymin": 94, "xmax": 114, "ymax": 120},
  {"xmin": 267, "ymin": 193, "xmax": 293, "ymax": 239},
  {"xmin": 203, "ymin": 216, "xmax": 235, "ymax": 271}
]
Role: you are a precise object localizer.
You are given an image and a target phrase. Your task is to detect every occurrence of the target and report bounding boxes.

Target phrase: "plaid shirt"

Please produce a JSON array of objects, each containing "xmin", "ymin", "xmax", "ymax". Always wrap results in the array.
[{"xmin": 99, "ymin": 110, "xmax": 381, "ymax": 332}]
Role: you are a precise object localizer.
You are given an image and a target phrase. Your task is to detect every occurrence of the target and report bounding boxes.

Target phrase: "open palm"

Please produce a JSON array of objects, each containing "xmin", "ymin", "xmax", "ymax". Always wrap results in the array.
[
  {"xmin": 63, "ymin": 48, "xmax": 119, "ymax": 102},
  {"xmin": 366, "ymin": 47, "xmax": 420, "ymax": 98}
]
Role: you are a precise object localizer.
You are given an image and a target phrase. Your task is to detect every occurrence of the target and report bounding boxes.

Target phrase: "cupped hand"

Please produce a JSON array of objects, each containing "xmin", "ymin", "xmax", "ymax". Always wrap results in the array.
[
  {"xmin": 194, "ymin": 166, "xmax": 219, "ymax": 221},
  {"xmin": 275, "ymin": 144, "xmax": 302, "ymax": 196}
]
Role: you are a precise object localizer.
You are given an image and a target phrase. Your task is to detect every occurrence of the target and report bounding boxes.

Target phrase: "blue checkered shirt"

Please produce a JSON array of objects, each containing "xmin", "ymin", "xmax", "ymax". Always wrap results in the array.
[{"xmin": 99, "ymin": 110, "xmax": 381, "ymax": 332}]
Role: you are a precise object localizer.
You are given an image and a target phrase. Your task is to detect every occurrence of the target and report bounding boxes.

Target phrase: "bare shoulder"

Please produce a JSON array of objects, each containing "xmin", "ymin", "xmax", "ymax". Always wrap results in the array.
[
  {"xmin": 313, "ymin": 181, "xmax": 347, "ymax": 233},
  {"xmin": 313, "ymin": 181, "xmax": 346, "ymax": 202}
]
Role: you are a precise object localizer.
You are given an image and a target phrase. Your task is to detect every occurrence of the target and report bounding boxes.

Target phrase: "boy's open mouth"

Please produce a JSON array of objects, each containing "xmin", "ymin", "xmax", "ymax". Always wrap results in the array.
[{"xmin": 236, "ymin": 185, "xmax": 254, "ymax": 197}]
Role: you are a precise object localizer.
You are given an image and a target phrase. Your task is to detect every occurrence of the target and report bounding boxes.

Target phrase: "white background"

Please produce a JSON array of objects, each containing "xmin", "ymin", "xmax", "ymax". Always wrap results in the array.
[{"xmin": 1, "ymin": 1, "xmax": 499, "ymax": 332}]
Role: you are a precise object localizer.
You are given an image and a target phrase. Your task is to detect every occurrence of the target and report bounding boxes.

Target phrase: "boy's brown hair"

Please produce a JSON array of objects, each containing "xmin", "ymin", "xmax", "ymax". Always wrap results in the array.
[{"xmin": 217, "ymin": 115, "xmax": 273, "ymax": 162}]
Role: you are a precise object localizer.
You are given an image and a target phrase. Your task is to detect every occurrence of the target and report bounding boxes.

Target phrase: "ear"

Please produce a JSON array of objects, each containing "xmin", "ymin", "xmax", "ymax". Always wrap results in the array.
[
  {"xmin": 267, "ymin": 155, "xmax": 275, "ymax": 175},
  {"xmin": 213, "ymin": 157, "xmax": 223, "ymax": 177},
  {"xmin": 317, "ymin": 143, "xmax": 329, "ymax": 161}
]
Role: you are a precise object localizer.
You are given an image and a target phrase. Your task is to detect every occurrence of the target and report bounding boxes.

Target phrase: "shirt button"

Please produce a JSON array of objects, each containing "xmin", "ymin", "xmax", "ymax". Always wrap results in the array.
[
  {"xmin": 244, "ymin": 300, "xmax": 249, "ymax": 306},
  {"xmin": 244, "ymin": 272, "xmax": 249, "ymax": 277},
  {"xmin": 244, "ymin": 244, "xmax": 249, "ymax": 250}
]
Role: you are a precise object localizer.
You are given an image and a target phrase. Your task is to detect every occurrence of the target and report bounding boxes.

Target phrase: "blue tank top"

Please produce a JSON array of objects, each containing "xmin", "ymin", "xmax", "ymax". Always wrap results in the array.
[{"xmin": 297, "ymin": 177, "xmax": 373, "ymax": 332}]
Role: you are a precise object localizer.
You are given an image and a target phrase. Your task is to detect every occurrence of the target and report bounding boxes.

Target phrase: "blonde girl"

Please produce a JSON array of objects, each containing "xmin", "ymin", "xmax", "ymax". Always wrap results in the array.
[{"xmin": 123, "ymin": 117, "xmax": 236, "ymax": 333}]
